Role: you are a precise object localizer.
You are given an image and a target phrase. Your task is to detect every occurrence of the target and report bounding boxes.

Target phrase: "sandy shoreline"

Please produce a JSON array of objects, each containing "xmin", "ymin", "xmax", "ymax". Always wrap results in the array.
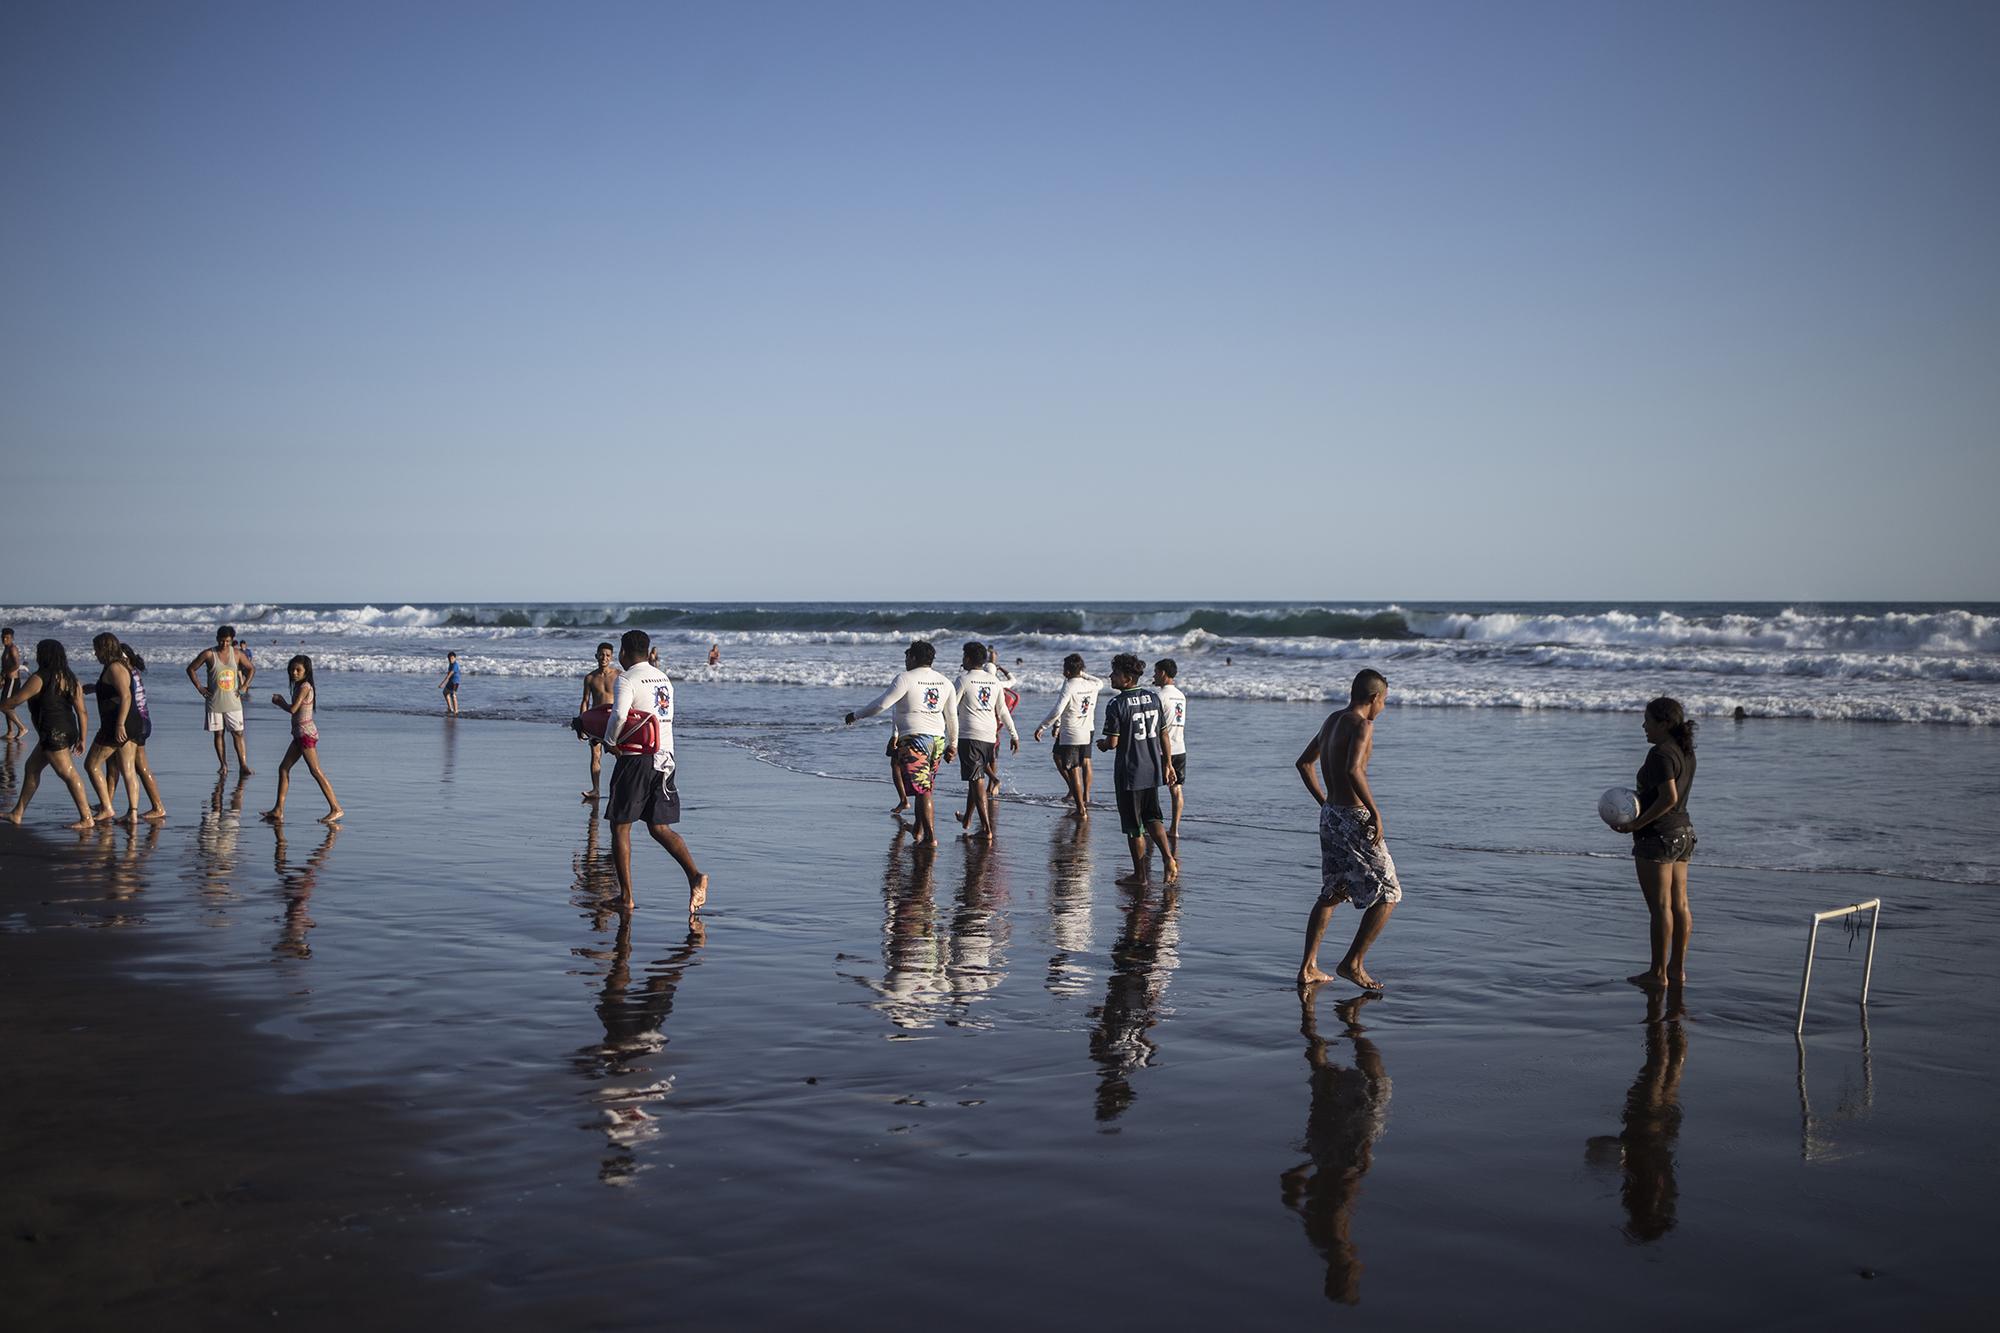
[{"xmin": 3, "ymin": 709, "xmax": 1994, "ymax": 1328}]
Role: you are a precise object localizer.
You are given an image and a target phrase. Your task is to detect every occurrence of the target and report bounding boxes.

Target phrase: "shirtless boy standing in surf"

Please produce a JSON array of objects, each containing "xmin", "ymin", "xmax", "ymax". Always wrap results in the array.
[
  {"xmin": 1294, "ymin": 670, "xmax": 1400, "ymax": 991},
  {"xmin": 579, "ymin": 642, "xmax": 618, "ymax": 801},
  {"xmin": 1, "ymin": 628, "xmax": 24, "ymax": 739}
]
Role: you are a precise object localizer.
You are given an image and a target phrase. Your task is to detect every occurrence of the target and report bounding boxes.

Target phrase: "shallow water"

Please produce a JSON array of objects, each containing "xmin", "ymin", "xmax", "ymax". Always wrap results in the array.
[{"xmin": 3, "ymin": 697, "xmax": 1996, "ymax": 1326}]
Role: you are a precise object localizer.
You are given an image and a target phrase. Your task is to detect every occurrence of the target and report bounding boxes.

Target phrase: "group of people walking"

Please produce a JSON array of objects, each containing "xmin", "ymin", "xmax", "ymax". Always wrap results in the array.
[{"xmin": 1, "ymin": 623, "xmax": 340, "ymax": 829}]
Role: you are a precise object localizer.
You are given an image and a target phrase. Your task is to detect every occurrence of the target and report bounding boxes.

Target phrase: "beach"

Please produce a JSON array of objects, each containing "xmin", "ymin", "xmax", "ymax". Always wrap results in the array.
[{"xmin": 5, "ymin": 685, "xmax": 1996, "ymax": 1329}]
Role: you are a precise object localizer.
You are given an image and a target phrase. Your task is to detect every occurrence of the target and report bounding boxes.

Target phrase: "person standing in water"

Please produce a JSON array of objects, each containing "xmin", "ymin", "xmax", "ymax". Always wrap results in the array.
[
  {"xmin": 83, "ymin": 632, "xmax": 141, "ymax": 825},
  {"xmin": 439, "ymin": 651, "xmax": 461, "ymax": 715},
  {"xmin": 114, "ymin": 643, "xmax": 166, "ymax": 822},
  {"xmin": 1610, "ymin": 697, "xmax": 1698, "ymax": 989},
  {"xmin": 1294, "ymin": 670, "xmax": 1400, "ymax": 991},
  {"xmin": 186, "ymin": 624, "xmax": 255, "ymax": 776},
  {"xmin": 0, "ymin": 628, "xmax": 25, "ymax": 740},
  {"xmin": 707, "ymin": 642, "xmax": 721, "ymax": 669},
  {"xmin": 579, "ymin": 642, "xmax": 619, "ymax": 801},
  {"xmin": 1033, "ymin": 653, "xmax": 1102, "ymax": 818},
  {"xmin": 1097, "ymin": 653, "xmax": 1179, "ymax": 886},
  {"xmin": 952, "ymin": 640, "xmax": 1018, "ymax": 842},
  {"xmin": 599, "ymin": 631, "xmax": 708, "ymax": 914},
  {"xmin": 1152, "ymin": 658, "xmax": 1189, "ymax": 853},
  {"xmin": 3, "ymin": 639, "xmax": 94, "ymax": 829},
  {"xmin": 261, "ymin": 655, "xmax": 342, "ymax": 824},
  {"xmin": 845, "ymin": 640, "xmax": 958, "ymax": 848}
]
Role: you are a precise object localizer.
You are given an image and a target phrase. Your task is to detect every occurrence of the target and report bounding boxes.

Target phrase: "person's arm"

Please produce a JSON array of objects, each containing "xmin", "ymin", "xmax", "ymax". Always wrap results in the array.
[
  {"xmin": 1035, "ymin": 683, "xmax": 1068, "ymax": 740},
  {"xmin": 71, "ymin": 679, "xmax": 89, "ymax": 752},
  {"xmin": 1615, "ymin": 751, "xmax": 1679, "ymax": 834},
  {"xmin": 1347, "ymin": 718, "xmax": 1384, "ymax": 843},
  {"xmin": 1295, "ymin": 720, "xmax": 1331, "ymax": 805},
  {"xmin": 108, "ymin": 663, "xmax": 131, "ymax": 743},
  {"xmin": 1097, "ymin": 698, "xmax": 1121, "ymax": 753},
  {"xmin": 238, "ymin": 649, "xmax": 255, "ymax": 693},
  {"xmin": 187, "ymin": 650, "xmax": 209, "ymax": 695},
  {"xmin": 846, "ymin": 673, "xmax": 908, "ymax": 726},
  {"xmin": 580, "ymin": 674, "xmax": 594, "ymax": 714},
  {"xmin": 602, "ymin": 672, "xmax": 636, "ymax": 746},
  {"xmin": 942, "ymin": 683, "xmax": 958, "ymax": 755}
]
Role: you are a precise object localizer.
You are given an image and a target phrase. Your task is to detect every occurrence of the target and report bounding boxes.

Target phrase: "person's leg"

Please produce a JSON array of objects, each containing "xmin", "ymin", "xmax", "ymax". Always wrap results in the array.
[
  {"xmin": 85, "ymin": 742, "xmax": 117, "ymax": 821},
  {"xmin": 114, "ymin": 742, "xmax": 140, "ymax": 823},
  {"xmin": 888, "ymin": 743, "xmax": 909, "ymax": 813},
  {"xmin": 585, "ymin": 741, "xmax": 602, "ymax": 799},
  {"xmin": 609, "ymin": 821, "xmax": 636, "ymax": 909},
  {"xmin": 1630, "ymin": 859, "xmax": 1673, "ymax": 987},
  {"xmin": 1298, "ymin": 900, "xmax": 1337, "ymax": 986},
  {"xmin": 958, "ymin": 774, "xmax": 981, "ymax": 830},
  {"xmin": 261, "ymin": 743, "xmax": 303, "ymax": 820},
  {"xmin": 213, "ymin": 727, "xmax": 227, "ymax": 771},
  {"xmin": 1060, "ymin": 757, "xmax": 1087, "ymax": 817},
  {"xmin": 1080, "ymin": 758, "xmax": 1093, "ymax": 809},
  {"xmin": 301, "ymin": 748, "xmax": 342, "ymax": 822},
  {"xmin": 1667, "ymin": 861, "xmax": 1692, "ymax": 984},
  {"xmin": 1337, "ymin": 901, "xmax": 1395, "ymax": 990},
  {"xmin": 45, "ymin": 750, "xmax": 94, "ymax": 828},
  {"xmin": 914, "ymin": 790, "xmax": 937, "ymax": 845},
  {"xmin": 5, "ymin": 748, "xmax": 49, "ymax": 822},
  {"xmin": 646, "ymin": 824, "xmax": 708, "ymax": 911},
  {"xmin": 232, "ymin": 723, "xmax": 253, "ymax": 776},
  {"xmin": 1168, "ymin": 774, "xmax": 1184, "ymax": 851},
  {"xmin": 1148, "ymin": 819, "xmax": 1178, "ymax": 881},
  {"xmin": 134, "ymin": 749, "xmax": 166, "ymax": 820}
]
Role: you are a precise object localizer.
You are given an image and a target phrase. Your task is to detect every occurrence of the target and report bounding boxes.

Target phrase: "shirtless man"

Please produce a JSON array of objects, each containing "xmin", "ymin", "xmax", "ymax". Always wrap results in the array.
[
  {"xmin": 1293, "ymin": 670, "xmax": 1400, "ymax": 991},
  {"xmin": 0, "ymin": 628, "xmax": 24, "ymax": 739},
  {"xmin": 186, "ymin": 625, "xmax": 255, "ymax": 776},
  {"xmin": 579, "ymin": 642, "xmax": 619, "ymax": 800}
]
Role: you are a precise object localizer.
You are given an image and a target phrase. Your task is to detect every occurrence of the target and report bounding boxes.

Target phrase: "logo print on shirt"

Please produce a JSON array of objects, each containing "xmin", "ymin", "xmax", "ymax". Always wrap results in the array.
[
  {"xmin": 978, "ymin": 687, "xmax": 992, "ymax": 706},
  {"xmin": 924, "ymin": 687, "xmax": 941, "ymax": 709},
  {"xmin": 653, "ymin": 686, "xmax": 672, "ymax": 719}
]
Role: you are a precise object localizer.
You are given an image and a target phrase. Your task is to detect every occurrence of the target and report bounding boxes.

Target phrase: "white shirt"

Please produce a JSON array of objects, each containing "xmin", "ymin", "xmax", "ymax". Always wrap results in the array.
[
  {"xmin": 1038, "ymin": 674, "xmax": 1102, "ymax": 746},
  {"xmin": 953, "ymin": 666, "xmax": 1018, "ymax": 745},
  {"xmin": 1155, "ymin": 682, "xmax": 1188, "ymax": 756},
  {"xmin": 602, "ymin": 660, "xmax": 677, "ymax": 775},
  {"xmin": 853, "ymin": 667, "xmax": 959, "ymax": 743}
]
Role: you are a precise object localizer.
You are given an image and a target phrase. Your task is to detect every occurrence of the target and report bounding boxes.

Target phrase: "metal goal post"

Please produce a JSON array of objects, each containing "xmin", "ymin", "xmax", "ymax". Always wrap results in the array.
[{"xmin": 1796, "ymin": 899, "xmax": 1882, "ymax": 1034}]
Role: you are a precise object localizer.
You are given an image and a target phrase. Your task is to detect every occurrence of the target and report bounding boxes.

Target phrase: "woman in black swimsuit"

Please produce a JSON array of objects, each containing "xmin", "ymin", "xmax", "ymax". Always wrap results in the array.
[
  {"xmin": 3, "ymin": 639, "xmax": 95, "ymax": 829},
  {"xmin": 1611, "ymin": 697, "xmax": 1698, "ymax": 989}
]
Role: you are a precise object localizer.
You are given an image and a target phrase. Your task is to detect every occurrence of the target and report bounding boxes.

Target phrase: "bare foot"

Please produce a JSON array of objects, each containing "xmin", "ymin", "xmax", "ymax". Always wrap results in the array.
[
  {"xmin": 1627, "ymin": 971, "xmax": 1666, "ymax": 990},
  {"xmin": 90, "ymin": 806, "xmax": 114, "ymax": 824},
  {"xmin": 688, "ymin": 874, "xmax": 709, "ymax": 912},
  {"xmin": 240, "ymin": 766, "xmax": 255, "ymax": 777},
  {"xmin": 889, "ymin": 801, "xmax": 909, "ymax": 814},
  {"xmin": 121, "ymin": 809, "xmax": 139, "ymax": 827},
  {"xmin": 1298, "ymin": 964, "xmax": 1333, "ymax": 987},
  {"xmin": 1336, "ymin": 962, "xmax": 1385, "ymax": 992},
  {"xmin": 65, "ymin": 818, "xmax": 93, "ymax": 830},
  {"xmin": 955, "ymin": 808, "xmax": 972, "ymax": 828},
  {"xmin": 318, "ymin": 808, "xmax": 344, "ymax": 824},
  {"xmin": 582, "ymin": 789, "xmax": 599, "ymax": 802},
  {"xmin": 1161, "ymin": 855, "xmax": 1179, "ymax": 883},
  {"xmin": 261, "ymin": 809, "xmax": 284, "ymax": 823},
  {"xmin": 142, "ymin": 808, "xmax": 168, "ymax": 822},
  {"xmin": 1114, "ymin": 871, "xmax": 1149, "ymax": 887},
  {"xmin": 3, "ymin": 811, "xmax": 21, "ymax": 825}
]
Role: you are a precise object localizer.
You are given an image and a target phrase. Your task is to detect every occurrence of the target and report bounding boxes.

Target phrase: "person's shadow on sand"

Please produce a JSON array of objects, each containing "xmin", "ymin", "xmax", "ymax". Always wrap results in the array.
[
  {"xmin": 1280, "ymin": 989, "xmax": 1390, "ymax": 1304},
  {"xmin": 1586, "ymin": 987, "xmax": 1687, "ymax": 1242}
]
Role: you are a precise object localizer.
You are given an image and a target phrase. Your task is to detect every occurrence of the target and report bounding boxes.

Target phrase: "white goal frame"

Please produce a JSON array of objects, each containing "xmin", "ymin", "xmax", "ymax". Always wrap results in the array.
[{"xmin": 1795, "ymin": 899, "xmax": 1881, "ymax": 1034}]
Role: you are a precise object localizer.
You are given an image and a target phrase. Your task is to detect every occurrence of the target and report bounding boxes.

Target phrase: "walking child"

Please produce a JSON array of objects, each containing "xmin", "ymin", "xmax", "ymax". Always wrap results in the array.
[
  {"xmin": 261, "ymin": 655, "xmax": 343, "ymax": 824},
  {"xmin": 1294, "ymin": 670, "xmax": 1399, "ymax": 991},
  {"xmin": 440, "ymin": 651, "xmax": 461, "ymax": 715},
  {"xmin": 1153, "ymin": 658, "xmax": 1188, "ymax": 852},
  {"xmin": 1097, "ymin": 653, "xmax": 1179, "ymax": 886}
]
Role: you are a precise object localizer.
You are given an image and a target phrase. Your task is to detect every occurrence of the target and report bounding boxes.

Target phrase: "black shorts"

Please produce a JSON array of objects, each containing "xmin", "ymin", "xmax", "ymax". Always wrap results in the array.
[
  {"xmin": 959, "ymin": 738, "xmax": 996, "ymax": 781},
  {"xmin": 1116, "ymin": 786, "xmax": 1164, "ymax": 838},
  {"xmin": 606, "ymin": 756, "xmax": 682, "ymax": 827},
  {"xmin": 1054, "ymin": 743, "xmax": 1091, "ymax": 773},
  {"xmin": 1169, "ymin": 753, "xmax": 1186, "ymax": 783},
  {"xmin": 92, "ymin": 723, "xmax": 129, "ymax": 751},
  {"xmin": 1633, "ymin": 824, "xmax": 1696, "ymax": 864},
  {"xmin": 444, "ymin": 681, "xmax": 459, "ymax": 695}
]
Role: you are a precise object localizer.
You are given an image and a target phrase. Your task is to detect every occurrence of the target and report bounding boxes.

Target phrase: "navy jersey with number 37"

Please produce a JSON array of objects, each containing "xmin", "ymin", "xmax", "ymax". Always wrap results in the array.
[{"xmin": 1101, "ymin": 687, "xmax": 1167, "ymax": 791}]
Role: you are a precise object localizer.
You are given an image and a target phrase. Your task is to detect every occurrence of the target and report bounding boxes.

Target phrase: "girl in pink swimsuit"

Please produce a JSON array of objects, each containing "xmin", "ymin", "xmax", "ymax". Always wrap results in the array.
[{"xmin": 261, "ymin": 655, "xmax": 342, "ymax": 824}]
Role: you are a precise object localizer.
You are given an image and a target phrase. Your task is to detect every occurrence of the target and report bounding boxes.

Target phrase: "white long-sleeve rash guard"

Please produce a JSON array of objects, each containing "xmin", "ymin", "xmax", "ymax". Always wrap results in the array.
[
  {"xmin": 853, "ymin": 667, "xmax": 959, "ymax": 744},
  {"xmin": 1038, "ymin": 674, "xmax": 1102, "ymax": 746},
  {"xmin": 602, "ymin": 659, "xmax": 677, "ymax": 775},
  {"xmin": 953, "ymin": 666, "xmax": 1018, "ymax": 744}
]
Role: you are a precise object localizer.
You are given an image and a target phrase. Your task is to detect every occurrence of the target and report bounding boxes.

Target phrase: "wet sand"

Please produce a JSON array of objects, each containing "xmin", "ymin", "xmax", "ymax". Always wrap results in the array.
[{"xmin": 2, "ymin": 707, "xmax": 1995, "ymax": 1329}]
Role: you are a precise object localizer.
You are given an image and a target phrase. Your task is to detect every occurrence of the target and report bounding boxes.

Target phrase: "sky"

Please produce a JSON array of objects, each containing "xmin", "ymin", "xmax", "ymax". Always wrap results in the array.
[{"xmin": 2, "ymin": 0, "xmax": 1995, "ymax": 605}]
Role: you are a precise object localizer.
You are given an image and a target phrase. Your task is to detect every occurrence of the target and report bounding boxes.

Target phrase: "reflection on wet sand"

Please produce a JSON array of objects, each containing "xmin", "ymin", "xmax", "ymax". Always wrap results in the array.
[
  {"xmin": 1, "ymin": 736, "xmax": 18, "ymax": 799},
  {"xmin": 83, "ymin": 818, "xmax": 164, "ymax": 924},
  {"xmin": 1044, "ymin": 816, "xmax": 1093, "ymax": 998},
  {"xmin": 1280, "ymin": 989, "xmax": 1390, "ymax": 1304},
  {"xmin": 1087, "ymin": 884, "xmax": 1180, "ymax": 1121},
  {"xmin": 574, "ymin": 906, "xmax": 706, "ymax": 1187},
  {"xmin": 945, "ymin": 842, "xmax": 1010, "ymax": 1026},
  {"xmin": 850, "ymin": 828, "xmax": 946, "ymax": 1032},
  {"xmin": 1798, "ymin": 1007, "xmax": 1874, "ymax": 1162},
  {"xmin": 272, "ymin": 825, "xmax": 338, "ymax": 960},
  {"xmin": 572, "ymin": 799, "xmax": 620, "ymax": 932},
  {"xmin": 190, "ymin": 774, "xmax": 249, "ymax": 922},
  {"xmin": 1586, "ymin": 988, "xmax": 1687, "ymax": 1243}
]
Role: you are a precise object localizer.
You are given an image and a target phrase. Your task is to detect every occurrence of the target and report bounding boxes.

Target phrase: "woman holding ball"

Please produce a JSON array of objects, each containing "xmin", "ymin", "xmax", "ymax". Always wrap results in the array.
[{"xmin": 1613, "ymin": 697, "xmax": 1697, "ymax": 988}]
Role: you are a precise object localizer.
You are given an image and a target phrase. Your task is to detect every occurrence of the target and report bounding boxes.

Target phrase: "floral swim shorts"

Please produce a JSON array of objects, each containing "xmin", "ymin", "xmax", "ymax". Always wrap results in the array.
[
  {"xmin": 1318, "ymin": 804, "xmax": 1404, "ymax": 910},
  {"xmin": 897, "ymin": 735, "xmax": 946, "ymax": 796}
]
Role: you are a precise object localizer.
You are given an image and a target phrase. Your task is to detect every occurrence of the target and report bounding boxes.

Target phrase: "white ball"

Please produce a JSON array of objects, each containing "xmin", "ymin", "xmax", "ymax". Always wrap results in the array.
[{"xmin": 1598, "ymin": 786, "xmax": 1640, "ymax": 828}]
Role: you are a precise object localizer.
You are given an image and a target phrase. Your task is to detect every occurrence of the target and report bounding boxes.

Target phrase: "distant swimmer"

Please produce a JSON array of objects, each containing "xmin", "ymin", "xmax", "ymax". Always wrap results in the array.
[
  {"xmin": 1608, "ymin": 697, "xmax": 1698, "ymax": 990},
  {"xmin": 579, "ymin": 642, "xmax": 619, "ymax": 801},
  {"xmin": 1152, "ymin": 658, "xmax": 1188, "ymax": 854},
  {"xmin": 187, "ymin": 624, "xmax": 256, "ymax": 776},
  {"xmin": 3, "ymin": 639, "xmax": 94, "ymax": 828},
  {"xmin": 952, "ymin": 640, "xmax": 1018, "ymax": 842},
  {"xmin": 261, "ymin": 655, "xmax": 343, "ymax": 825},
  {"xmin": 1294, "ymin": 670, "xmax": 1399, "ymax": 991},
  {"xmin": 708, "ymin": 642, "xmax": 721, "ymax": 668},
  {"xmin": 598, "ymin": 630, "xmax": 708, "ymax": 914},
  {"xmin": 1732, "ymin": 706, "xmax": 1748, "ymax": 722},
  {"xmin": 439, "ymin": 651, "xmax": 461, "ymax": 716},
  {"xmin": 1033, "ymin": 653, "xmax": 1102, "ymax": 818},
  {"xmin": 846, "ymin": 639, "xmax": 958, "ymax": 848},
  {"xmin": 1097, "ymin": 653, "xmax": 1178, "ymax": 886},
  {"xmin": 0, "ymin": 627, "xmax": 25, "ymax": 739}
]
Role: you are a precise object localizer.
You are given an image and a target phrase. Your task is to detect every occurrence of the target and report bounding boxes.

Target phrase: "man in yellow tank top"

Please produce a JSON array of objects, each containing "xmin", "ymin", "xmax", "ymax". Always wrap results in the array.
[{"xmin": 186, "ymin": 624, "xmax": 255, "ymax": 776}]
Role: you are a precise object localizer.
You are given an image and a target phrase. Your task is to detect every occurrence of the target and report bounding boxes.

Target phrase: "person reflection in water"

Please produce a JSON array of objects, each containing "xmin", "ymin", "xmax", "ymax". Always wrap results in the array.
[
  {"xmin": 1088, "ymin": 884, "xmax": 1181, "ymax": 1121},
  {"xmin": 272, "ymin": 824, "xmax": 338, "ymax": 960},
  {"xmin": 1044, "ymin": 808, "xmax": 1094, "ymax": 999},
  {"xmin": 1279, "ymin": 988, "xmax": 1390, "ymax": 1305},
  {"xmin": 1586, "ymin": 987, "xmax": 1687, "ymax": 1242},
  {"xmin": 852, "ymin": 826, "xmax": 946, "ymax": 1030},
  {"xmin": 582, "ymin": 908, "xmax": 706, "ymax": 1186},
  {"xmin": 945, "ymin": 842, "xmax": 1010, "ymax": 1022}
]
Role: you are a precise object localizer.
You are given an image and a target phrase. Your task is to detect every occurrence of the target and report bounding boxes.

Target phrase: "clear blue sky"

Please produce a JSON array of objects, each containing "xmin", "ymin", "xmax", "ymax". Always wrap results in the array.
[{"xmin": 3, "ymin": 0, "xmax": 1995, "ymax": 604}]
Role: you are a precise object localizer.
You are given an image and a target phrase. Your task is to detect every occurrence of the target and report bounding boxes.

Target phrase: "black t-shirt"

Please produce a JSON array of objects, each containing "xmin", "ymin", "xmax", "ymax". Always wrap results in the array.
[
  {"xmin": 1636, "ymin": 741, "xmax": 1694, "ymax": 830},
  {"xmin": 1100, "ymin": 687, "xmax": 1166, "ymax": 791}
]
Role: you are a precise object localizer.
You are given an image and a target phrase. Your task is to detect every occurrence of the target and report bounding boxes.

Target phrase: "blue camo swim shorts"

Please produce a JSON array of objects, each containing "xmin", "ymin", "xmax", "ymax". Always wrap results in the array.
[{"xmin": 1318, "ymin": 804, "xmax": 1403, "ymax": 910}]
